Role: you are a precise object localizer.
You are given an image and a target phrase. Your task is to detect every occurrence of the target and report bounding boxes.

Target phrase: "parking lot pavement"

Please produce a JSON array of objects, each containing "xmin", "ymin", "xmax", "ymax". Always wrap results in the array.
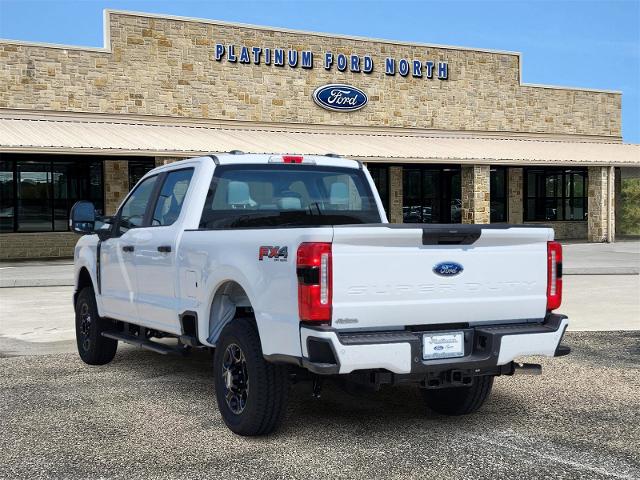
[
  {"xmin": 1, "ymin": 271, "xmax": 637, "ymax": 358},
  {"xmin": 0, "ymin": 259, "xmax": 74, "ymax": 287},
  {"xmin": 0, "ymin": 332, "xmax": 638, "ymax": 480},
  {"xmin": 561, "ymin": 240, "xmax": 640, "ymax": 275}
]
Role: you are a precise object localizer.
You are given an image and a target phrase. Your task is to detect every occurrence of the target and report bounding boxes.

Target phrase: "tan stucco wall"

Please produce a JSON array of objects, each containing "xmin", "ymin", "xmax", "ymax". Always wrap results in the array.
[{"xmin": 0, "ymin": 11, "xmax": 621, "ymax": 137}]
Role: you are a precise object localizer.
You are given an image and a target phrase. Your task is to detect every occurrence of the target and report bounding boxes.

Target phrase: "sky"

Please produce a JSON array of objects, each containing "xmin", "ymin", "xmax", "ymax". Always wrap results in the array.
[{"xmin": 0, "ymin": 0, "xmax": 638, "ymax": 142}]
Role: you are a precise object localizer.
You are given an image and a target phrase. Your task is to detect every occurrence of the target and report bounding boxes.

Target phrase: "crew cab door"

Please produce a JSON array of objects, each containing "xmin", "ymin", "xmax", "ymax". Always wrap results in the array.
[
  {"xmin": 134, "ymin": 168, "xmax": 195, "ymax": 331},
  {"xmin": 100, "ymin": 174, "xmax": 159, "ymax": 323}
]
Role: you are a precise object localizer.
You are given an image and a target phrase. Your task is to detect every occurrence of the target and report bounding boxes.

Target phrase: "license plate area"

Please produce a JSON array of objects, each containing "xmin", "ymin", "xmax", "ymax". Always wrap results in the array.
[{"xmin": 422, "ymin": 331, "xmax": 465, "ymax": 360}]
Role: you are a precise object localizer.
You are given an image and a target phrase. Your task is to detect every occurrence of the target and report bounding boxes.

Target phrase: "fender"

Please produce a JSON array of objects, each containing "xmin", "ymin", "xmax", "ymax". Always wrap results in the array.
[{"xmin": 73, "ymin": 236, "xmax": 104, "ymax": 315}]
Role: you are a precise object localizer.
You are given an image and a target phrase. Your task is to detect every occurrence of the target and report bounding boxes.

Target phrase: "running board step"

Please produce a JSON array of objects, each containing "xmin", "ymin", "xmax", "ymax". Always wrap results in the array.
[{"xmin": 102, "ymin": 331, "xmax": 186, "ymax": 356}]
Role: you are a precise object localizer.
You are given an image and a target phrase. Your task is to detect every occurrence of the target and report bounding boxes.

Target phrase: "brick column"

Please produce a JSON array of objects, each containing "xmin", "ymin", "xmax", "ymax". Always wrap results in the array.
[
  {"xmin": 388, "ymin": 166, "xmax": 403, "ymax": 223},
  {"xmin": 588, "ymin": 166, "xmax": 615, "ymax": 242},
  {"xmin": 508, "ymin": 167, "xmax": 524, "ymax": 224},
  {"xmin": 615, "ymin": 167, "xmax": 622, "ymax": 239},
  {"xmin": 461, "ymin": 165, "xmax": 490, "ymax": 224},
  {"xmin": 104, "ymin": 160, "xmax": 129, "ymax": 215}
]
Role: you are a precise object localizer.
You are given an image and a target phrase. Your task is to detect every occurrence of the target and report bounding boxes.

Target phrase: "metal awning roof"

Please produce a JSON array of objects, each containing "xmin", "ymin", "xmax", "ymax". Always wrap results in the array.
[{"xmin": 0, "ymin": 113, "xmax": 638, "ymax": 166}]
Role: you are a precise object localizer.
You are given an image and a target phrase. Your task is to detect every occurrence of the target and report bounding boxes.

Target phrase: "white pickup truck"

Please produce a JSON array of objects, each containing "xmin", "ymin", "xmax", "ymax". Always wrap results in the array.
[{"xmin": 71, "ymin": 153, "xmax": 570, "ymax": 436}]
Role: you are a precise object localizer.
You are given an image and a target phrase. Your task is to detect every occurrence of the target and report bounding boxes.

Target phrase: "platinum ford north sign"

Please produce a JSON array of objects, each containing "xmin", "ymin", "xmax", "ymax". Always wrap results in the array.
[
  {"xmin": 213, "ymin": 44, "xmax": 449, "ymax": 80},
  {"xmin": 313, "ymin": 84, "xmax": 368, "ymax": 112}
]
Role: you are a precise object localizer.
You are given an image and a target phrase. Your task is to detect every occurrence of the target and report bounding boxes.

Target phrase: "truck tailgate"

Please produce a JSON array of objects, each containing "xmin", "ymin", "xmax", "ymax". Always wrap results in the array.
[{"xmin": 331, "ymin": 225, "xmax": 554, "ymax": 330}]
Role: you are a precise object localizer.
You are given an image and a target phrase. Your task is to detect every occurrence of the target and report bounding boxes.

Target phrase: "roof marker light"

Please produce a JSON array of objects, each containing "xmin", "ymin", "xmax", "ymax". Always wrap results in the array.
[{"xmin": 269, "ymin": 155, "xmax": 315, "ymax": 164}]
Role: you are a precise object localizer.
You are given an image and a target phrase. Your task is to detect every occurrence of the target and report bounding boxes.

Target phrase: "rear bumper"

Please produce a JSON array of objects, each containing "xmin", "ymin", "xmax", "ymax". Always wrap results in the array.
[{"xmin": 298, "ymin": 313, "xmax": 569, "ymax": 375}]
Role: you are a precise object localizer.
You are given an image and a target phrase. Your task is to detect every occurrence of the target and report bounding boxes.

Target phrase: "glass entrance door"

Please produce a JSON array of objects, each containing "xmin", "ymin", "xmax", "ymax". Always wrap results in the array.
[
  {"xmin": 402, "ymin": 166, "xmax": 460, "ymax": 223},
  {"xmin": 17, "ymin": 162, "xmax": 52, "ymax": 232}
]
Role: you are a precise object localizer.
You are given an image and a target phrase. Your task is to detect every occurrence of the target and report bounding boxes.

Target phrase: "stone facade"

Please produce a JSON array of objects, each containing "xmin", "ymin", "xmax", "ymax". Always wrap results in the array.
[
  {"xmin": 524, "ymin": 221, "xmax": 588, "ymax": 240},
  {"xmin": 0, "ymin": 232, "xmax": 78, "ymax": 260},
  {"xmin": 0, "ymin": 11, "xmax": 627, "ymax": 259},
  {"xmin": 388, "ymin": 166, "xmax": 403, "ymax": 224},
  {"xmin": 0, "ymin": 11, "xmax": 621, "ymax": 138},
  {"xmin": 507, "ymin": 167, "xmax": 524, "ymax": 224},
  {"xmin": 461, "ymin": 165, "xmax": 490, "ymax": 224},
  {"xmin": 104, "ymin": 160, "xmax": 130, "ymax": 215},
  {"xmin": 587, "ymin": 166, "xmax": 615, "ymax": 242}
]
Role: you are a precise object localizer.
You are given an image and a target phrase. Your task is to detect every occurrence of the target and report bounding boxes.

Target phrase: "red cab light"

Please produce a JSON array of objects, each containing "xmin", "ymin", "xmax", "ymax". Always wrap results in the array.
[
  {"xmin": 547, "ymin": 241, "xmax": 563, "ymax": 311},
  {"xmin": 282, "ymin": 155, "xmax": 304, "ymax": 164},
  {"xmin": 297, "ymin": 242, "xmax": 332, "ymax": 323}
]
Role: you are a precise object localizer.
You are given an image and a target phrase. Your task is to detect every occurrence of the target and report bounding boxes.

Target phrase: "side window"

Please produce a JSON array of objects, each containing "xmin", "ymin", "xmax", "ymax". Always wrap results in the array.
[
  {"xmin": 151, "ymin": 169, "xmax": 194, "ymax": 226},
  {"xmin": 117, "ymin": 175, "xmax": 157, "ymax": 235}
]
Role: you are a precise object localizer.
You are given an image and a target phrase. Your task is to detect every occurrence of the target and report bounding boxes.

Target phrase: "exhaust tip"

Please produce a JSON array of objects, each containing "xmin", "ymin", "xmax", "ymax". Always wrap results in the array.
[{"xmin": 514, "ymin": 362, "xmax": 542, "ymax": 375}]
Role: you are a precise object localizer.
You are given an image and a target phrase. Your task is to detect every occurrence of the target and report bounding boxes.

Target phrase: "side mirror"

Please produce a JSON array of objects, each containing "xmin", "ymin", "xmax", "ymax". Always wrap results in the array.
[{"xmin": 69, "ymin": 201, "xmax": 96, "ymax": 235}]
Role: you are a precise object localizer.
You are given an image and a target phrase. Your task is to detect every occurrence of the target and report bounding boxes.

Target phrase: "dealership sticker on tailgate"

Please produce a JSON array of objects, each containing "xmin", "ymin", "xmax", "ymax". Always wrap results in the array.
[{"xmin": 422, "ymin": 331, "xmax": 465, "ymax": 360}]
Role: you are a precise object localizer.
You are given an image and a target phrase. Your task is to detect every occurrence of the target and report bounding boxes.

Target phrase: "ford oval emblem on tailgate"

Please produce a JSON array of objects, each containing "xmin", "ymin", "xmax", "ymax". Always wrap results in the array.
[
  {"xmin": 433, "ymin": 262, "xmax": 464, "ymax": 277},
  {"xmin": 312, "ymin": 84, "xmax": 368, "ymax": 112}
]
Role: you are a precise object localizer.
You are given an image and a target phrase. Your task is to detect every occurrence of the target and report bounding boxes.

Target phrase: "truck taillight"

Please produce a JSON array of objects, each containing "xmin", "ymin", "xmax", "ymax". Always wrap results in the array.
[
  {"xmin": 547, "ymin": 241, "xmax": 563, "ymax": 311},
  {"xmin": 297, "ymin": 242, "xmax": 332, "ymax": 323}
]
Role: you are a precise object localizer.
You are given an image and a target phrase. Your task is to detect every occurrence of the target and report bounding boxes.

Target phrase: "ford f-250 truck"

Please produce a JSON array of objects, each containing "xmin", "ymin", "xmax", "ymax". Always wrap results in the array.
[{"xmin": 70, "ymin": 153, "xmax": 570, "ymax": 436}]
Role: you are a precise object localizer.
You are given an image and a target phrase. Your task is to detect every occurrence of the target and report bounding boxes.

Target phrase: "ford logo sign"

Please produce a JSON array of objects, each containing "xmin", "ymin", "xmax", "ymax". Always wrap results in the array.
[
  {"xmin": 433, "ymin": 262, "xmax": 464, "ymax": 277},
  {"xmin": 312, "ymin": 84, "xmax": 368, "ymax": 112}
]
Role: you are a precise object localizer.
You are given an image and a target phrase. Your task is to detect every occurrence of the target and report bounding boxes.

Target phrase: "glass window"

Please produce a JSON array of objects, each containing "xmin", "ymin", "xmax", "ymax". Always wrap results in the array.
[
  {"xmin": 0, "ymin": 161, "xmax": 14, "ymax": 232},
  {"xmin": 200, "ymin": 164, "xmax": 381, "ymax": 229},
  {"xmin": 0, "ymin": 155, "xmax": 160, "ymax": 233},
  {"xmin": 490, "ymin": 167, "xmax": 508, "ymax": 223},
  {"xmin": 51, "ymin": 161, "xmax": 104, "ymax": 231},
  {"xmin": 151, "ymin": 169, "xmax": 194, "ymax": 226},
  {"xmin": 367, "ymin": 165, "xmax": 389, "ymax": 217},
  {"xmin": 118, "ymin": 175, "xmax": 157, "ymax": 234},
  {"xmin": 129, "ymin": 159, "xmax": 156, "ymax": 190},
  {"xmin": 524, "ymin": 168, "xmax": 587, "ymax": 221},
  {"xmin": 402, "ymin": 166, "xmax": 460, "ymax": 223}
]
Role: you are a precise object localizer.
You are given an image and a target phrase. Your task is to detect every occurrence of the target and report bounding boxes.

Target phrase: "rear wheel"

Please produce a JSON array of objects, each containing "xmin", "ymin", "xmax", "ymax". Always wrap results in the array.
[
  {"xmin": 75, "ymin": 287, "xmax": 117, "ymax": 365},
  {"xmin": 213, "ymin": 318, "xmax": 289, "ymax": 436},
  {"xmin": 422, "ymin": 375, "xmax": 494, "ymax": 415}
]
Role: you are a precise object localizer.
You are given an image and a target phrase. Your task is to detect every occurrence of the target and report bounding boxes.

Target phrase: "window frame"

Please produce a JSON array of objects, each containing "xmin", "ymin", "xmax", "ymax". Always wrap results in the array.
[
  {"xmin": 523, "ymin": 167, "xmax": 588, "ymax": 222},
  {"xmin": 111, "ymin": 173, "xmax": 162, "ymax": 237},
  {"xmin": 148, "ymin": 167, "xmax": 195, "ymax": 228}
]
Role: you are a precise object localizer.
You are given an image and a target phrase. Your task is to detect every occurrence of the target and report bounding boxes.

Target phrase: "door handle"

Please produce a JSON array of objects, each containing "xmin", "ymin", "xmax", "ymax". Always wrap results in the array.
[
  {"xmin": 157, "ymin": 245, "xmax": 172, "ymax": 253},
  {"xmin": 122, "ymin": 245, "xmax": 134, "ymax": 252}
]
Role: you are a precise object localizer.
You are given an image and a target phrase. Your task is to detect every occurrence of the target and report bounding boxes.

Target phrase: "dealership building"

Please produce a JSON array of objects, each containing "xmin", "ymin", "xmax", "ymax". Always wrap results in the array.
[{"xmin": 0, "ymin": 10, "xmax": 639, "ymax": 259}]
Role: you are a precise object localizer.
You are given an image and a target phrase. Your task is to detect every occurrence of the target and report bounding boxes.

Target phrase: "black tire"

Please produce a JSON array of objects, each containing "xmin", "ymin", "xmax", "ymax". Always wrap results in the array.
[
  {"xmin": 213, "ymin": 318, "xmax": 289, "ymax": 436},
  {"xmin": 75, "ymin": 286, "xmax": 117, "ymax": 365},
  {"xmin": 422, "ymin": 375, "xmax": 494, "ymax": 415}
]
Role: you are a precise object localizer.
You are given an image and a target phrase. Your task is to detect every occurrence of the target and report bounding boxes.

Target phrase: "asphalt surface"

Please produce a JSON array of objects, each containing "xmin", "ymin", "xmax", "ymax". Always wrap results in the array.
[{"xmin": 1, "ymin": 332, "xmax": 639, "ymax": 480}]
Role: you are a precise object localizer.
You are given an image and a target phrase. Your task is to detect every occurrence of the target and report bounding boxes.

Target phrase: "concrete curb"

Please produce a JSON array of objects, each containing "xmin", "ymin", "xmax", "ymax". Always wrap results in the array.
[
  {"xmin": 0, "ymin": 280, "xmax": 75, "ymax": 288},
  {"xmin": 563, "ymin": 267, "xmax": 640, "ymax": 275}
]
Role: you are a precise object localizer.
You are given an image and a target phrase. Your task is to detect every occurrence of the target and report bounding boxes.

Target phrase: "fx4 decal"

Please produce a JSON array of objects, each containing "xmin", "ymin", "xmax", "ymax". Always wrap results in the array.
[{"xmin": 258, "ymin": 246, "xmax": 288, "ymax": 262}]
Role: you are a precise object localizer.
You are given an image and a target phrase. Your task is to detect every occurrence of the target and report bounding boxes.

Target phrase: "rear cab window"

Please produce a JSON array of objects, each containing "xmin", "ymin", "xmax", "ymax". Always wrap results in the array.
[{"xmin": 199, "ymin": 164, "xmax": 381, "ymax": 229}]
